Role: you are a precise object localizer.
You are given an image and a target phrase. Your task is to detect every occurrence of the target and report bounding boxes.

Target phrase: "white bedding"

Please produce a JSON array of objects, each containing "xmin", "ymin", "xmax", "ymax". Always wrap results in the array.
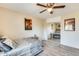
[
  {"xmin": 0, "ymin": 38, "xmax": 43, "ymax": 56},
  {"xmin": 3, "ymin": 43, "xmax": 32, "ymax": 56}
]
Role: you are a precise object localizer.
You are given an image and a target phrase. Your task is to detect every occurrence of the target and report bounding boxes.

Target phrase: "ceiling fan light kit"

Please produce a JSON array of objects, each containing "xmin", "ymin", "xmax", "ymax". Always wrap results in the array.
[
  {"xmin": 47, "ymin": 8, "xmax": 52, "ymax": 12},
  {"xmin": 36, "ymin": 3, "xmax": 65, "ymax": 14}
]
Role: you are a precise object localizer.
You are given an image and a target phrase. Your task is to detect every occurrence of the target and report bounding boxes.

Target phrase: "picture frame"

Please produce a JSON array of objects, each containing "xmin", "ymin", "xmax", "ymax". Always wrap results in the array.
[
  {"xmin": 25, "ymin": 18, "xmax": 32, "ymax": 30},
  {"xmin": 64, "ymin": 18, "xmax": 75, "ymax": 31}
]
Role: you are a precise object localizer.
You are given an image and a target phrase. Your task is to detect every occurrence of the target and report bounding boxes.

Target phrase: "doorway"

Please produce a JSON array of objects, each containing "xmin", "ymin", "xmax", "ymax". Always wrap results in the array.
[{"xmin": 48, "ymin": 22, "xmax": 61, "ymax": 43}]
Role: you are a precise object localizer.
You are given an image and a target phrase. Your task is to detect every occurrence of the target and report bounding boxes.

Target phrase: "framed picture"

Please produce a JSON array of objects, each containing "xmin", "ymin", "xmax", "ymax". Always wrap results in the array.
[
  {"xmin": 64, "ymin": 18, "xmax": 75, "ymax": 31},
  {"xmin": 25, "ymin": 18, "xmax": 32, "ymax": 30}
]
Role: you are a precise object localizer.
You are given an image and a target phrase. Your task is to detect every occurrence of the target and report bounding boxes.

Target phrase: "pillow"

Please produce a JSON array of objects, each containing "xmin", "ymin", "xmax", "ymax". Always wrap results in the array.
[
  {"xmin": 11, "ymin": 39, "xmax": 18, "ymax": 49},
  {"xmin": 0, "ymin": 42, "xmax": 12, "ymax": 52},
  {"xmin": 0, "ymin": 38, "xmax": 6, "ymax": 42},
  {"xmin": 1, "ymin": 36, "xmax": 15, "ymax": 49}
]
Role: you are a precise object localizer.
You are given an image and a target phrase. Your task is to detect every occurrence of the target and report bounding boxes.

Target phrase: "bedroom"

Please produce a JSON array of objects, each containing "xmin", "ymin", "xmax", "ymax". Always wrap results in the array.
[{"xmin": 0, "ymin": 3, "xmax": 79, "ymax": 56}]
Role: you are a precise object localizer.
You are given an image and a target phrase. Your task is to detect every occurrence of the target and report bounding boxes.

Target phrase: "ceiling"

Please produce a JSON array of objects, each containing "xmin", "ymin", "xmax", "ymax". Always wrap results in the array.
[{"xmin": 0, "ymin": 3, "xmax": 79, "ymax": 20}]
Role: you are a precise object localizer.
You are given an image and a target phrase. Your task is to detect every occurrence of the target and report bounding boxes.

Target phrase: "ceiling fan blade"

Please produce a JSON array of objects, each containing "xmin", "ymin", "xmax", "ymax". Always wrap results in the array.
[
  {"xmin": 37, "ymin": 3, "xmax": 47, "ymax": 7},
  {"xmin": 40, "ymin": 9, "xmax": 47, "ymax": 13},
  {"xmin": 53, "ymin": 5, "xmax": 65, "ymax": 9}
]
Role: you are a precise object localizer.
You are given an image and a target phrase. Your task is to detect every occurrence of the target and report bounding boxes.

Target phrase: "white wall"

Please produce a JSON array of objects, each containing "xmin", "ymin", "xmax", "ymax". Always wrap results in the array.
[
  {"xmin": 61, "ymin": 12, "xmax": 79, "ymax": 49},
  {"xmin": 46, "ymin": 16, "xmax": 61, "ymax": 23},
  {"xmin": 0, "ymin": 7, "xmax": 44, "ymax": 40}
]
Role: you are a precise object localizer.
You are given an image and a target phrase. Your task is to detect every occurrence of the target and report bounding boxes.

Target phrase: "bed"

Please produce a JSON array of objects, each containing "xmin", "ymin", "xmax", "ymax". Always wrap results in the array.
[{"xmin": 0, "ymin": 37, "xmax": 43, "ymax": 56}]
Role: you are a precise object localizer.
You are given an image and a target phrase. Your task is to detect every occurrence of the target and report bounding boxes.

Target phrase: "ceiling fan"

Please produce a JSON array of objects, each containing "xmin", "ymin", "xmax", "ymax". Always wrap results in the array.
[{"xmin": 36, "ymin": 3, "xmax": 65, "ymax": 14}]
